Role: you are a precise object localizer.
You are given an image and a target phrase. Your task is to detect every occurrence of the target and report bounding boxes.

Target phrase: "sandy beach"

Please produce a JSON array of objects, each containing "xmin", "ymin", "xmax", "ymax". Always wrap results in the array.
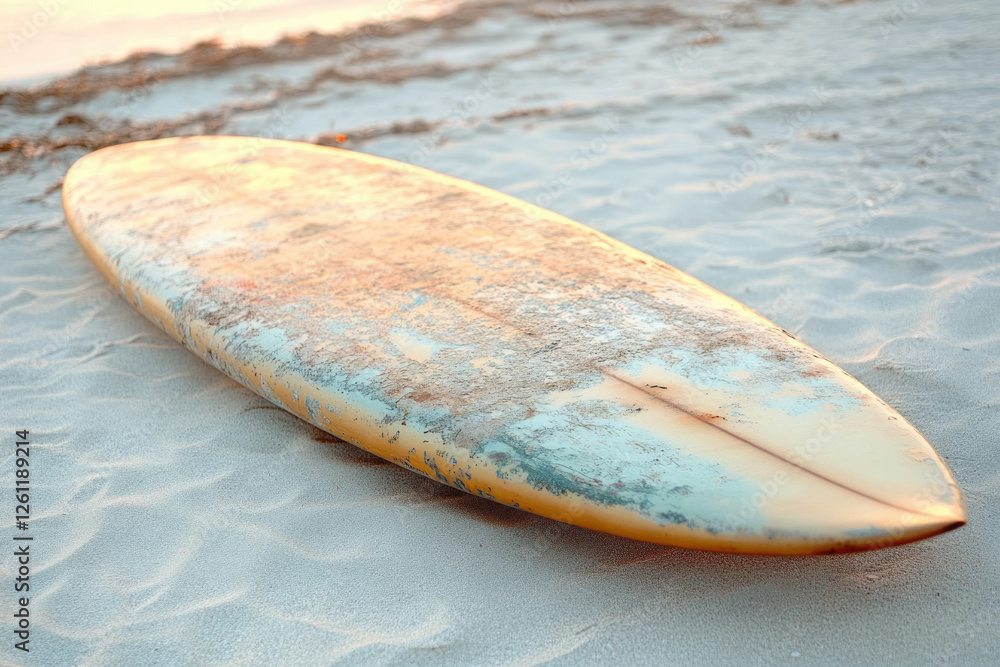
[{"xmin": 1, "ymin": 0, "xmax": 998, "ymax": 664}]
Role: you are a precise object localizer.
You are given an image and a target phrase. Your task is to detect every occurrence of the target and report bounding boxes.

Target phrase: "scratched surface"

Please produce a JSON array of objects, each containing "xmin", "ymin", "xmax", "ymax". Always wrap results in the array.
[{"xmin": 63, "ymin": 136, "xmax": 964, "ymax": 555}]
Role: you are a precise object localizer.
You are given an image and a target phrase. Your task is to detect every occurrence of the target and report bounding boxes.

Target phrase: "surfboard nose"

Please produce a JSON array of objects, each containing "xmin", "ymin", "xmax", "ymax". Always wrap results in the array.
[
  {"xmin": 700, "ymin": 405, "xmax": 969, "ymax": 553},
  {"xmin": 565, "ymin": 356, "xmax": 967, "ymax": 554}
]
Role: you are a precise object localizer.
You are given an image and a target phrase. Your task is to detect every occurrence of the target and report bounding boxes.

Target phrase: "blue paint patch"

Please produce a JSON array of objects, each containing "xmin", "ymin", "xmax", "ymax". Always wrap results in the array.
[
  {"xmin": 844, "ymin": 525, "xmax": 889, "ymax": 537},
  {"xmin": 423, "ymin": 451, "xmax": 450, "ymax": 483},
  {"xmin": 475, "ymin": 404, "xmax": 765, "ymax": 532},
  {"xmin": 622, "ymin": 347, "xmax": 863, "ymax": 419},
  {"xmin": 305, "ymin": 395, "xmax": 322, "ymax": 422},
  {"xmin": 397, "ymin": 291, "xmax": 429, "ymax": 311}
]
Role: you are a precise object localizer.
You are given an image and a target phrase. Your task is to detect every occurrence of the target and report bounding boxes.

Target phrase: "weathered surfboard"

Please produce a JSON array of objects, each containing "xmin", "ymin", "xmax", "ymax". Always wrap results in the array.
[{"xmin": 63, "ymin": 136, "xmax": 965, "ymax": 555}]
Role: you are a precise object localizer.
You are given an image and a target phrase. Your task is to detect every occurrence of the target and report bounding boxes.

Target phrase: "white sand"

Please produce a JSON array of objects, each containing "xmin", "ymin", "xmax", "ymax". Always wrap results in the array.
[{"xmin": 1, "ymin": 0, "xmax": 998, "ymax": 664}]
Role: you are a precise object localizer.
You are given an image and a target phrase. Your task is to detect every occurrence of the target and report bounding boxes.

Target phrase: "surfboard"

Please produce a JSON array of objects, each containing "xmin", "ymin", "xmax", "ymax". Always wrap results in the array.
[{"xmin": 62, "ymin": 136, "xmax": 965, "ymax": 555}]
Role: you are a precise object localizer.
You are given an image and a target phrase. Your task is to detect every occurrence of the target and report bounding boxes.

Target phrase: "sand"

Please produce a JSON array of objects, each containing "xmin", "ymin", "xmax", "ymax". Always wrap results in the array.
[{"xmin": 1, "ymin": 0, "xmax": 998, "ymax": 664}]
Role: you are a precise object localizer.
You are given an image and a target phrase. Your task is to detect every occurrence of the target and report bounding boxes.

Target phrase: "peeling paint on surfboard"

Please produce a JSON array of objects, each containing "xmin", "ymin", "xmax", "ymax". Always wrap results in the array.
[{"xmin": 62, "ymin": 136, "xmax": 966, "ymax": 555}]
